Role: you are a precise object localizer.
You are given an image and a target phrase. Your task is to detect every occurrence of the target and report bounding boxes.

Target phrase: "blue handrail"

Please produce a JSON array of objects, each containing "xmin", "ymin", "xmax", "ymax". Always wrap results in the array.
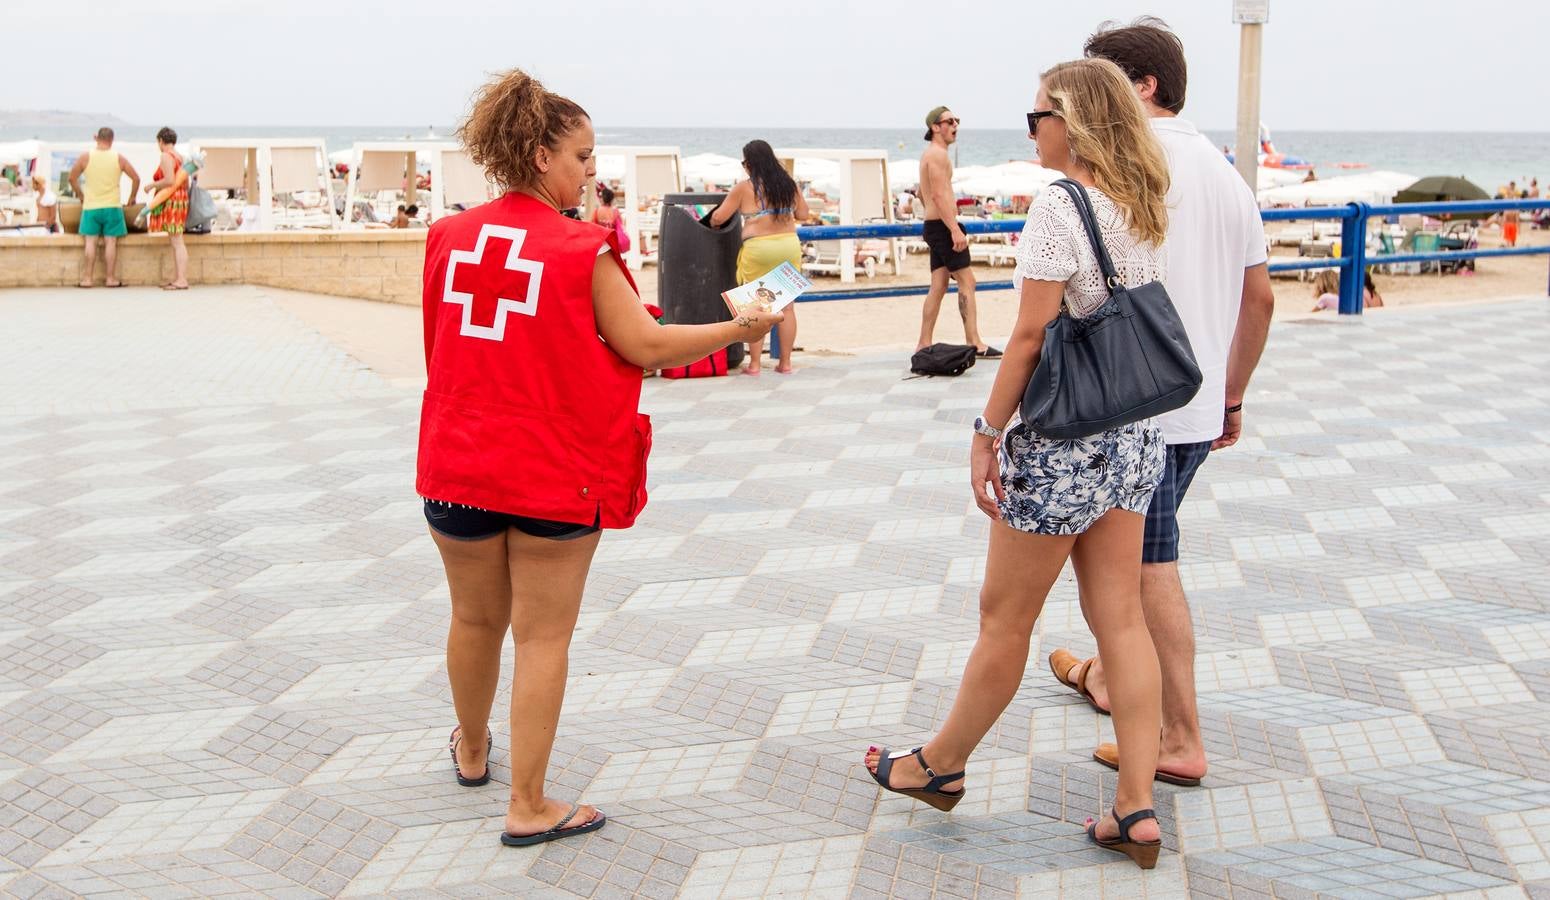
[{"xmin": 795, "ymin": 198, "xmax": 1550, "ymax": 313}]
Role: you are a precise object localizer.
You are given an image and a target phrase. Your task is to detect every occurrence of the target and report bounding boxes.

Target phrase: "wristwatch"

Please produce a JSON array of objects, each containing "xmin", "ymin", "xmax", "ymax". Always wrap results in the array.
[{"xmin": 972, "ymin": 415, "xmax": 1003, "ymax": 439}]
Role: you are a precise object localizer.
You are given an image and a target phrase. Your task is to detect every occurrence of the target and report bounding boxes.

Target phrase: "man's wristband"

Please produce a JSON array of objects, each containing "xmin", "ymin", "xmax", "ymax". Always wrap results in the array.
[{"xmin": 1225, "ymin": 402, "xmax": 1243, "ymax": 414}]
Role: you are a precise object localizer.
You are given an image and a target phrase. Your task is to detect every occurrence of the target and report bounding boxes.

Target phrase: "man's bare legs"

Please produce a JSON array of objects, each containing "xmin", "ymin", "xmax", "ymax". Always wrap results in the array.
[
  {"xmin": 919, "ymin": 266, "xmax": 991, "ymax": 352},
  {"xmin": 1078, "ymin": 560, "xmax": 1207, "ymax": 780},
  {"xmin": 104, "ymin": 237, "xmax": 121, "ymax": 287},
  {"xmin": 80, "ymin": 236, "xmax": 99, "ymax": 287},
  {"xmin": 953, "ymin": 267, "xmax": 987, "ymax": 351},
  {"xmin": 917, "ymin": 267, "xmax": 951, "ymax": 350}
]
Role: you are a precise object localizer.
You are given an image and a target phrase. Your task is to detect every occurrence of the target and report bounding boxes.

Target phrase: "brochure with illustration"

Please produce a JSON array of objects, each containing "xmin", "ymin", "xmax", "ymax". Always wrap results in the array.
[{"xmin": 721, "ymin": 261, "xmax": 812, "ymax": 317}]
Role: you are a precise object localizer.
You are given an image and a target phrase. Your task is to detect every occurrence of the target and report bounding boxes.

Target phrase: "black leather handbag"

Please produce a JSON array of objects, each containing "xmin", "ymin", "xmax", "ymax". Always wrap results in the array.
[{"xmin": 1019, "ymin": 179, "xmax": 1202, "ymax": 439}]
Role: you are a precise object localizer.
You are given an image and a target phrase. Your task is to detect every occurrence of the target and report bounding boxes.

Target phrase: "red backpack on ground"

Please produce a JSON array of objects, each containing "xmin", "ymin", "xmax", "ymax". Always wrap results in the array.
[{"xmin": 660, "ymin": 348, "xmax": 729, "ymax": 379}]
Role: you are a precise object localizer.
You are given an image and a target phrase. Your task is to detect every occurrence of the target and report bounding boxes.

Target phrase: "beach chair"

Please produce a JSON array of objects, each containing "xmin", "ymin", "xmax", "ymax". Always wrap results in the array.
[{"xmin": 802, "ymin": 240, "xmax": 875, "ymax": 279}]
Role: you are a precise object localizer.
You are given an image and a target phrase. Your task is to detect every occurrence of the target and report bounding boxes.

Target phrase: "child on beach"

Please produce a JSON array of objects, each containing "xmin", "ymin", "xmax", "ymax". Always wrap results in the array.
[
  {"xmin": 1309, "ymin": 269, "xmax": 1340, "ymax": 311},
  {"xmin": 1310, "ymin": 271, "xmax": 1385, "ymax": 312}
]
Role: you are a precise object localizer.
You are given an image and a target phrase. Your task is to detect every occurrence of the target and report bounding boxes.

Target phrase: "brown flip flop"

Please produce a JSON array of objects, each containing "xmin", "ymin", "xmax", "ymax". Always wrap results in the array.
[
  {"xmin": 1091, "ymin": 742, "xmax": 1203, "ymax": 787},
  {"xmin": 1048, "ymin": 648, "xmax": 1110, "ymax": 716}
]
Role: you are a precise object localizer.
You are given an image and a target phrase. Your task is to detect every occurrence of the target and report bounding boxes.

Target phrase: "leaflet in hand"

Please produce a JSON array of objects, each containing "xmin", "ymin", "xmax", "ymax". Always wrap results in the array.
[{"xmin": 721, "ymin": 261, "xmax": 812, "ymax": 317}]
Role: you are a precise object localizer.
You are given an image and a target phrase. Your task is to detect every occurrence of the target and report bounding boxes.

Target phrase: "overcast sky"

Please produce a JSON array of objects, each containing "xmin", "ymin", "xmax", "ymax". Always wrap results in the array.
[{"xmin": 12, "ymin": 0, "xmax": 1547, "ymax": 132}]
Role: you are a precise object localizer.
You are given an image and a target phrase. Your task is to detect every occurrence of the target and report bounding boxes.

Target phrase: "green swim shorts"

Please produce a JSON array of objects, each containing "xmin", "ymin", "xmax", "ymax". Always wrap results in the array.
[{"xmin": 79, "ymin": 207, "xmax": 127, "ymax": 238}]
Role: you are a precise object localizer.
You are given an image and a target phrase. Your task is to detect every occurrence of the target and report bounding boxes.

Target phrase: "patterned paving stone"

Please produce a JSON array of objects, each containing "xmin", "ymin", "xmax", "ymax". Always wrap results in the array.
[
  {"xmin": 2, "ymin": 293, "xmax": 1549, "ymax": 896},
  {"xmin": 1321, "ymin": 759, "xmax": 1550, "ymax": 881}
]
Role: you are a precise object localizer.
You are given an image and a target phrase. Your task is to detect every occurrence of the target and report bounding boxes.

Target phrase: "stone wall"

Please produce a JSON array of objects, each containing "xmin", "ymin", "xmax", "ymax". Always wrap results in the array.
[{"xmin": 0, "ymin": 231, "xmax": 428, "ymax": 305}]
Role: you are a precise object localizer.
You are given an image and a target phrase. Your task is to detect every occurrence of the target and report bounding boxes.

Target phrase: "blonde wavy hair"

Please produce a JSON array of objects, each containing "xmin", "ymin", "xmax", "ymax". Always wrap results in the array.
[{"xmin": 1040, "ymin": 58, "xmax": 1170, "ymax": 246}]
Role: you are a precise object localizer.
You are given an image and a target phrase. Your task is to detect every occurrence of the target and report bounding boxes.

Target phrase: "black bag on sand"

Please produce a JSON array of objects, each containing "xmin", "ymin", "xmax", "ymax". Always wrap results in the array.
[
  {"xmin": 911, "ymin": 343, "xmax": 978, "ymax": 377},
  {"xmin": 1019, "ymin": 179, "xmax": 1201, "ymax": 439}
]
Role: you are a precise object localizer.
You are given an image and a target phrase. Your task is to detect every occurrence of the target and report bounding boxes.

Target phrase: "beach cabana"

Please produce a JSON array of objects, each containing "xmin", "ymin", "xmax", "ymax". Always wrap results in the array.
[
  {"xmin": 775, "ymin": 148, "xmax": 896, "ymax": 283},
  {"xmin": 190, "ymin": 138, "xmax": 337, "ymax": 230},
  {"xmin": 340, "ymin": 141, "xmax": 492, "ymax": 226},
  {"xmin": 593, "ymin": 145, "xmax": 682, "ymax": 270}
]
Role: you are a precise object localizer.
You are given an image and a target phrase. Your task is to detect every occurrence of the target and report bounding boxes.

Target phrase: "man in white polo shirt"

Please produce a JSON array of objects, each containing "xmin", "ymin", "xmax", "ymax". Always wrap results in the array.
[{"xmin": 1047, "ymin": 17, "xmax": 1275, "ymax": 786}]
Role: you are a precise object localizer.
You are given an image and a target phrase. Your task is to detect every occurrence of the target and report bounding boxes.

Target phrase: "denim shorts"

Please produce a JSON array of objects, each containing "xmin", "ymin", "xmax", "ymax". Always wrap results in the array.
[
  {"xmin": 1141, "ymin": 441, "xmax": 1213, "ymax": 564},
  {"xmin": 422, "ymin": 499, "xmax": 599, "ymax": 542}
]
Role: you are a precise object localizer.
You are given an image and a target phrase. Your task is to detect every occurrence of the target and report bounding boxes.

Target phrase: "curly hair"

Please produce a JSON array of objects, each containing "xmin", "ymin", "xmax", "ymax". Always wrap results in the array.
[
  {"xmin": 457, "ymin": 69, "xmax": 589, "ymax": 192},
  {"xmin": 1040, "ymin": 58, "xmax": 1170, "ymax": 247}
]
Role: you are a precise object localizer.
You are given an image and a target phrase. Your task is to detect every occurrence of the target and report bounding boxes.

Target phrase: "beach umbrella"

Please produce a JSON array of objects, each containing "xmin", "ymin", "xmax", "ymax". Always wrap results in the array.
[
  {"xmin": 1257, "ymin": 170, "xmax": 1418, "ymax": 207},
  {"xmin": 887, "ymin": 158, "xmax": 918, "ymax": 189},
  {"xmin": 1393, "ymin": 175, "xmax": 1489, "ymax": 204},
  {"xmin": 681, "ymin": 152, "xmax": 742, "ymax": 187}
]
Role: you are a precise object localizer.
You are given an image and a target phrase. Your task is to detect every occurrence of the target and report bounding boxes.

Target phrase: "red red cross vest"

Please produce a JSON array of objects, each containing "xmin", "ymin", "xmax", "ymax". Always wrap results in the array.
[{"xmin": 416, "ymin": 192, "xmax": 650, "ymax": 529}]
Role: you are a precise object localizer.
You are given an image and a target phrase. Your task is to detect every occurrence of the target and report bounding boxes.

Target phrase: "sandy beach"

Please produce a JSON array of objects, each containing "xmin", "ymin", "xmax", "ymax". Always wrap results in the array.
[
  {"xmin": 632, "ymin": 223, "xmax": 1550, "ymax": 358},
  {"xmin": 268, "ymin": 222, "xmax": 1548, "ymax": 382}
]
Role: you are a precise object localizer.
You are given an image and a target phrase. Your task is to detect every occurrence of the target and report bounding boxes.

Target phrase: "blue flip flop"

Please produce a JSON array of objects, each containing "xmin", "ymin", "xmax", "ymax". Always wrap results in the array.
[{"xmin": 500, "ymin": 804, "xmax": 606, "ymax": 847}]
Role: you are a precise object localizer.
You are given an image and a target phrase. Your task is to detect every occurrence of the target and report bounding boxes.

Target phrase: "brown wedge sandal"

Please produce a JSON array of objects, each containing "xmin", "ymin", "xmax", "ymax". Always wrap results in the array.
[
  {"xmin": 1086, "ymin": 807, "xmax": 1162, "ymax": 869},
  {"xmin": 868, "ymin": 746, "xmax": 965, "ymax": 812}
]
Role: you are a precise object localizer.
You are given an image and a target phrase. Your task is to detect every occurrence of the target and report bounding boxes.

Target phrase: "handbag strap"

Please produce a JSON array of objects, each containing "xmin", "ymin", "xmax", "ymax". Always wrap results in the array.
[{"xmin": 1051, "ymin": 178, "xmax": 1121, "ymax": 296}]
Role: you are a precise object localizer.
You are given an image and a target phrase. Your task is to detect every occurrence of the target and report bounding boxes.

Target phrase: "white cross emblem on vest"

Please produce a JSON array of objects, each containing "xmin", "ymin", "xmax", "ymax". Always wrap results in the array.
[{"xmin": 443, "ymin": 224, "xmax": 545, "ymax": 341}]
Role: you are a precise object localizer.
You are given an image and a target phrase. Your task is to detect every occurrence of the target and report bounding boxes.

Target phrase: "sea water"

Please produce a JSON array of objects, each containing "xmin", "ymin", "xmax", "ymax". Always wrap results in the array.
[{"xmin": 12, "ymin": 124, "xmax": 1548, "ymax": 198}]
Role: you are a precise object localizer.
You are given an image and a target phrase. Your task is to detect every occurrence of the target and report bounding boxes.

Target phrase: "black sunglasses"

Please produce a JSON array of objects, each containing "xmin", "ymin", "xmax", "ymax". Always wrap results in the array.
[
  {"xmin": 1026, "ymin": 110, "xmax": 1058, "ymax": 136},
  {"xmin": 936, "ymin": 117, "xmax": 960, "ymax": 127}
]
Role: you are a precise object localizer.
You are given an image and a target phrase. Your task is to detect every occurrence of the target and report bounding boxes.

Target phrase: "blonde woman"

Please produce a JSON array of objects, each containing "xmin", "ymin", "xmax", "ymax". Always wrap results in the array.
[{"xmin": 862, "ymin": 58, "xmax": 1171, "ymax": 869}]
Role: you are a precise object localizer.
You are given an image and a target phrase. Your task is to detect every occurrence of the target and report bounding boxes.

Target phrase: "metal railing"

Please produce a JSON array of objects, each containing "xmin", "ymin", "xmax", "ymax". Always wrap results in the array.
[{"xmin": 795, "ymin": 198, "xmax": 1550, "ymax": 314}]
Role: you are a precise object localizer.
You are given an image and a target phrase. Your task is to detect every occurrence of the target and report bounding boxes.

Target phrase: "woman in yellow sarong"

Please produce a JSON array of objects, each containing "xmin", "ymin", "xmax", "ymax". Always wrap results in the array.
[{"xmin": 710, "ymin": 140, "xmax": 810, "ymax": 374}]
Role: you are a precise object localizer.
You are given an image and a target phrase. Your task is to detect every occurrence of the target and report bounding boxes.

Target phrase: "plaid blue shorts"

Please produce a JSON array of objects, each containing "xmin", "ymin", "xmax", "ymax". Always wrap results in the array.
[{"xmin": 1141, "ymin": 440, "xmax": 1213, "ymax": 564}]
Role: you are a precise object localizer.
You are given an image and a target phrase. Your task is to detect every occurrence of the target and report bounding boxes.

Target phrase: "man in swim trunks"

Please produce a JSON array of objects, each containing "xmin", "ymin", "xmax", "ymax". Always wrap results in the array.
[
  {"xmin": 68, "ymin": 127, "xmax": 140, "ymax": 288},
  {"xmin": 917, "ymin": 106, "xmax": 1000, "ymax": 357}
]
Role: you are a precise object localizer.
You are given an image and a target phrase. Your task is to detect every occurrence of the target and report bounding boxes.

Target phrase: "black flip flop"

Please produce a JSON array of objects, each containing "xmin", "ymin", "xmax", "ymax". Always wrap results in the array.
[
  {"xmin": 449, "ymin": 726, "xmax": 492, "ymax": 787},
  {"xmin": 976, "ymin": 346, "xmax": 1003, "ymax": 358},
  {"xmin": 500, "ymin": 804, "xmax": 606, "ymax": 847}
]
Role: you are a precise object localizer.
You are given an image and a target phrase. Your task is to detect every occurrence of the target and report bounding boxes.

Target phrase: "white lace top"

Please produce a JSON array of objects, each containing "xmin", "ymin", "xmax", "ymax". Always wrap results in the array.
[{"xmin": 1014, "ymin": 185, "xmax": 1164, "ymax": 318}]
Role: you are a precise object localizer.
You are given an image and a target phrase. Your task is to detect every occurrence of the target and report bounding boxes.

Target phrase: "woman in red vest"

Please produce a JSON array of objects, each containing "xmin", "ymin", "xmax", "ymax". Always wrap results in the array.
[{"xmin": 420, "ymin": 69, "xmax": 781, "ymax": 847}]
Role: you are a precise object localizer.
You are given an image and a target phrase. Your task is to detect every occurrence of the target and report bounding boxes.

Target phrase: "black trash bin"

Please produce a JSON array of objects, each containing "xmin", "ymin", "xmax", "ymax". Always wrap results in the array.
[{"xmin": 657, "ymin": 193, "xmax": 744, "ymax": 370}]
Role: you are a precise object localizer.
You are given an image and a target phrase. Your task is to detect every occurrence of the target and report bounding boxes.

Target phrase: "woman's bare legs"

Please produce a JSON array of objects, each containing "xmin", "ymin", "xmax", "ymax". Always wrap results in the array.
[
  {"xmin": 774, "ymin": 307, "xmax": 796, "ymax": 373},
  {"xmin": 1071, "ymin": 509, "xmax": 1161, "ymax": 844},
  {"xmin": 433, "ymin": 529, "xmax": 511, "ymax": 781},
  {"xmin": 504, "ymin": 529, "xmax": 603, "ymax": 836},
  {"xmin": 169, "ymin": 234, "xmax": 189, "ymax": 288},
  {"xmin": 864, "ymin": 522, "xmax": 1074, "ymax": 790}
]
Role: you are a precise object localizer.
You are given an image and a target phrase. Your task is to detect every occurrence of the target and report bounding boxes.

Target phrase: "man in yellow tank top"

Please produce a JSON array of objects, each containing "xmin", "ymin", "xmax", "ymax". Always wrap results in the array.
[{"xmin": 67, "ymin": 127, "xmax": 140, "ymax": 288}]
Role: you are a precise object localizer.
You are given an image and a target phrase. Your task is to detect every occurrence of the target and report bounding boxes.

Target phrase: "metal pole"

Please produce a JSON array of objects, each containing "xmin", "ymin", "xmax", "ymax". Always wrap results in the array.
[
  {"xmin": 1233, "ymin": 23, "xmax": 1264, "ymax": 190},
  {"xmin": 1338, "ymin": 203, "xmax": 1368, "ymax": 315}
]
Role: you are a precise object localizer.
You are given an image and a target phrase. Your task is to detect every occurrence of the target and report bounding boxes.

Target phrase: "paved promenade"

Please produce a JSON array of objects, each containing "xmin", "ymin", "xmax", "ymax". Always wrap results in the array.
[{"xmin": 2, "ymin": 286, "xmax": 1548, "ymax": 898}]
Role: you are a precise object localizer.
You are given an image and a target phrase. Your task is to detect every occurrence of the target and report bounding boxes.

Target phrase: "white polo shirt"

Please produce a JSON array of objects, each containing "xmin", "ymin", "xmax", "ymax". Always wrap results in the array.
[{"xmin": 1150, "ymin": 116, "xmax": 1267, "ymax": 444}]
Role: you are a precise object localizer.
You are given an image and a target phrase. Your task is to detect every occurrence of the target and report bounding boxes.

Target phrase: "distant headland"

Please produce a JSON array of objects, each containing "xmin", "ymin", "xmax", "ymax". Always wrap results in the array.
[{"xmin": 0, "ymin": 109, "xmax": 133, "ymax": 129}]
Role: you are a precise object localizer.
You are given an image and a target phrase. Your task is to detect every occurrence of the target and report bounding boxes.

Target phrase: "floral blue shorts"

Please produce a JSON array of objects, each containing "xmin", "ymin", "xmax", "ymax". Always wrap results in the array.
[{"xmin": 996, "ymin": 420, "xmax": 1166, "ymax": 536}]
